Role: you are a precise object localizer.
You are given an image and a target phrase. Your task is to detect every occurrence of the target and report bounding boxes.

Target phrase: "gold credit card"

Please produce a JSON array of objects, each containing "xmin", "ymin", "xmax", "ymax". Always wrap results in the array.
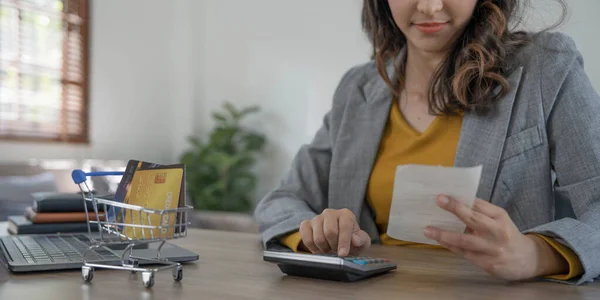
[
  {"xmin": 110, "ymin": 160, "xmax": 160, "ymax": 223},
  {"xmin": 123, "ymin": 167, "xmax": 183, "ymax": 238},
  {"xmin": 138, "ymin": 163, "xmax": 187, "ymax": 234},
  {"xmin": 115, "ymin": 160, "xmax": 161, "ymax": 204},
  {"xmin": 138, "ymin": 163, "xmax": 186, "ymax": 208}
]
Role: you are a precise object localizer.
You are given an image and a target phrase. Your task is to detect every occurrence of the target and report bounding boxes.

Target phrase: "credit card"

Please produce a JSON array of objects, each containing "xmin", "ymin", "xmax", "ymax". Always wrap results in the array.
[
  {"xmin": 110, "ymin": 160, "xmax": 160, "ymax": 223},
  {"xmin": 138, "ymin": 163, "xmax": 187, "ymax": 233},
  {"xmin": 114, "ymin": 160, "xmax": 160, "ymax": 204},
  {"xmin": 123, "ymin": 167, "xmax": 183, "ymax": 238},
  {"xmin": 138, "ymin": 163, "xmax": 186, "ymax": 208}
]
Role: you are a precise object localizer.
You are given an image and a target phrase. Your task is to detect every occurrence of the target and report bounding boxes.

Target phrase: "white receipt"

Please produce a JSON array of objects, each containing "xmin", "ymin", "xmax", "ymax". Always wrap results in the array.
[{"xmin": 386, "ymin": 164, "xmax": 482, "ymax": 245}]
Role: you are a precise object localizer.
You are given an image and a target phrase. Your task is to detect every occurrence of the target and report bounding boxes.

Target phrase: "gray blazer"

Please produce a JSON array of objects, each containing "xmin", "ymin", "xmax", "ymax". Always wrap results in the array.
[{"xmin": 253, "ymin": 32, "xmax": 600, "ymax": 285}]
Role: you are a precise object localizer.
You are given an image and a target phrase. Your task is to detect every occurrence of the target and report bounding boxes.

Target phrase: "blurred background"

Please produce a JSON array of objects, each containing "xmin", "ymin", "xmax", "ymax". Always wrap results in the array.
[{"xmin": 0, "ymin": 0, "xmax": 599, "ymax": 230}]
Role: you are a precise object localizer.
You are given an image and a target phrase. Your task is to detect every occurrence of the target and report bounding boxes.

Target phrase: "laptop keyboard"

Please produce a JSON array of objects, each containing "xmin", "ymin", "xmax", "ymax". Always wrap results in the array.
[{"xmin": 8, "ymin": 234, "xmax": 119, "ymax": 264}]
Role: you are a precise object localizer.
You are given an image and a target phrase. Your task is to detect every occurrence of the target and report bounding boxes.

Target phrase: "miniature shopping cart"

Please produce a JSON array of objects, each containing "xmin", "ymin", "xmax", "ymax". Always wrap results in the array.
[{"xmin": 71, "ymin": 169, "xmax": 193, "ymax": 288}]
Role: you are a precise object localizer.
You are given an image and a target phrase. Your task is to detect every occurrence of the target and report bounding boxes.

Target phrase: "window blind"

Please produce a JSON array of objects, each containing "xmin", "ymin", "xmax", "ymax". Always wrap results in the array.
[{"xmin": 0, "ymin": 0, "xmax": 89, "ymax": 143}]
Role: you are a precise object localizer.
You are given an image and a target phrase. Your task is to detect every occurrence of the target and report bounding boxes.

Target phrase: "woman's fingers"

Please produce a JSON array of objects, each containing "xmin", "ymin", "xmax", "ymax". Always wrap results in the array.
[
  {"xmin": 299, "ymin": 209, "xmax": 369, "ymax": 256},
  {"xmin": 299, "ymin": 220, "xmax": 319, "ymax": 253},
  {"xmin": 349, "ymin": 229, "xmax": 371, "ymax": 256},
  {"xmin": 425, "ymin": 226, "xmax": 498, "ymax": 255},
  {"xmin": 322, "ymin": 211, "xmax": 340, "ymax": 251},
  {"xmin": 436, "ymin": 195, "xmax": 502, "ymax": 238},
  {"xmin": 337, "ymin": 212, "xmax": 356, "ymax": 256},
  {"xmin": 439, "ymin": 240, "xmax": 465, "ymax": 256},
  {"xmin": 472, "ymin": 199, "xmax": 509, "ymax": 220},
  {"xmin": 311, "ymin": 216, "xmax": 331, "ymax": 253}
]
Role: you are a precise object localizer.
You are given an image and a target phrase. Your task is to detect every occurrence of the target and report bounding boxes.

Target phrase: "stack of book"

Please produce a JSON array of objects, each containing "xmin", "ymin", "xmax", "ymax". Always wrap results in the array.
[{"xmin": 7, "ymin": 192, "xmax": 107, "ymax": 235}]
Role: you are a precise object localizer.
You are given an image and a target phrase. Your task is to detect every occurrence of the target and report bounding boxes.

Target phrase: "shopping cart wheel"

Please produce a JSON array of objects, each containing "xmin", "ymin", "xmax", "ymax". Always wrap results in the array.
[
  {"xmin": 128, "ymin": 259, "xmax": 139, "ymax": 274},
  {"xmin": 173, "ymin": 265, "xmax": 183, "ymax": 282},
  {"xmin": 142, "ymin": 271, "xmax": 155, "ymax": 288},
  {"xmin": 82, "ymin": 266, "xmax": 94, "ymax": 282}
]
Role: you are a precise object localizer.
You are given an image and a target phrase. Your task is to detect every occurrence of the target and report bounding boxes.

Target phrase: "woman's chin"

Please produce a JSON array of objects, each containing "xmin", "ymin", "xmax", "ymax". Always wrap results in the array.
[{"xmin": 408, "ymin": 38, "xmax": 455, "ymax": 56}]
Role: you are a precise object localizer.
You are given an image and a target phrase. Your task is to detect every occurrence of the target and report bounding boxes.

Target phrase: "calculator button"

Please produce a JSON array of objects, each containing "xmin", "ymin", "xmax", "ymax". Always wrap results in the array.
[{"xmin": 343, "ymin": 257, "xmax": 390, "ymax": 265}]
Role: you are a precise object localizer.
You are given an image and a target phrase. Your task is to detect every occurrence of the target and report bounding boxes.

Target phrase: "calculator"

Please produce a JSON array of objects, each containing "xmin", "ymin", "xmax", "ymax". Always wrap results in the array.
[{"xmin": 263, "ymin": 250, "xmax": 397, "ymax": 282}]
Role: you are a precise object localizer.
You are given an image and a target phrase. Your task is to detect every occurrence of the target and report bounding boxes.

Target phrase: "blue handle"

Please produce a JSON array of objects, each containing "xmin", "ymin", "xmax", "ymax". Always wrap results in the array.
[
  {"xmin": 86, "ymin": 171, "xmax": 125, "ymax": 176},
  {"xmin": 72, "ymin": 169, "xmax": 125, "ymax": 184}
]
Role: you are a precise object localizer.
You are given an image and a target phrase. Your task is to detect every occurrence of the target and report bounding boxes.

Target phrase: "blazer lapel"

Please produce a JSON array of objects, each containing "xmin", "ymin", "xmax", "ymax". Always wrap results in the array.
[
  {"xmin": 454, "ymin": 67, "xmax": 523, "ymax": 202},
  {"xmin": 330, "ymin": 76, "xmax": 393, "ymax": 218}
]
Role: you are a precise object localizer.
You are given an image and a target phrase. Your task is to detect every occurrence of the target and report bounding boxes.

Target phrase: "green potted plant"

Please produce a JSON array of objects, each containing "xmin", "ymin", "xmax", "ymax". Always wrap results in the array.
[{"xmin": 180, "ymin": 102, "xmax": 266, "ymax": 231}]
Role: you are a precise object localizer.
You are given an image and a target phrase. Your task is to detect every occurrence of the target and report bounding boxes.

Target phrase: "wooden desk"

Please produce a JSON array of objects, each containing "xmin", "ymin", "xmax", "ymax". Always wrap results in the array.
[{"xmin": 0, "ymin": 223, "xmax": 599, "ymax": 300}]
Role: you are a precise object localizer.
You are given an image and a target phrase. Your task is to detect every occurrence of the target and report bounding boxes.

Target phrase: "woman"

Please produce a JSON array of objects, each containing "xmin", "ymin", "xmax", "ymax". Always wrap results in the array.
[{"xmin": 254, "ymin": 0, "xmax": 600, "ymax": 285}]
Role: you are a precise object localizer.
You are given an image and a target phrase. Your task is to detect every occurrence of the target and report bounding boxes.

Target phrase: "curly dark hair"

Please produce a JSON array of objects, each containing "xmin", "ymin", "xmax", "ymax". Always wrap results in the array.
[{"xmin": 362, "ymin": 0, "xmax": 567, "ymax": 114}]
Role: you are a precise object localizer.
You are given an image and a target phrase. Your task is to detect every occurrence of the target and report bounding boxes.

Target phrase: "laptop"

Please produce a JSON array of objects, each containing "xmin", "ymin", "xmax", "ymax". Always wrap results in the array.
[{"xmin": 0, "ymin": 233, "xmax": 199, "ymax": 272}]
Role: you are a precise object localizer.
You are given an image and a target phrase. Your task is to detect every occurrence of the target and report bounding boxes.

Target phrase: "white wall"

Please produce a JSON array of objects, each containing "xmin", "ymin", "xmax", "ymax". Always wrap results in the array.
[
  {"xmin": 191, "ymin": 0, "xmax": 371, "ymax": 199},
  {"xmin": 168, "ymin": 0, "xmax": 195, "ymax": 163},
  {"xmin": 0, "ymin": 0, "xmax": 190, "ymax": 165}
]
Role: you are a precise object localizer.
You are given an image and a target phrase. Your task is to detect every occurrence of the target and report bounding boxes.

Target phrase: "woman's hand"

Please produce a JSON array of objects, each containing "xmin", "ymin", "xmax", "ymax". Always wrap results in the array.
[
  {"xmin": 299, "ymin": 208, "xmax": 371, "ymax": 257},
  {"xmin": 424, "ymin": 195, "xmax": 569, "ymax": 281}
]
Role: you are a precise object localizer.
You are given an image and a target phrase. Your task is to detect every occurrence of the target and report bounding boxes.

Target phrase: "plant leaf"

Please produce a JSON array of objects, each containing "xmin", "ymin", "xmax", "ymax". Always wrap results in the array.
[
  {"xmin": 184, "ymin": 101, "xmax": 266, "ymax": 213},
  {"xmin": 223, "ymin": 102, "xmax": 240, "ymax": 119},
  {"xmin": 242, "ymin": 133, "xmax": 266, "ymax": 152},
  {"xmin": 187, "ymin": 136, "xmax": 203, "ymax": 148},
  {"xmin": 239, "ymin": 106, "xmax": 259, "ymax": 118},
  {"xmin": 212, "ymin": 112, "xmax": 228, "ymax": 123}
]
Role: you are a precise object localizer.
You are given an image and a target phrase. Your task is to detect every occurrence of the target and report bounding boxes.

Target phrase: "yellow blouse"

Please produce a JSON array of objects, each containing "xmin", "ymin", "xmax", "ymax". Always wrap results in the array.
[{"xmin": 366, "ymin": 99, "xmax": 462, "ymax": 247}]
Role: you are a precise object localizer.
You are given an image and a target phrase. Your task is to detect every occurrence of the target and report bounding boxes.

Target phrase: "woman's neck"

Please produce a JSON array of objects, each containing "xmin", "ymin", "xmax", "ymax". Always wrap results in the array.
[{"xmin": 404, "ymin": 44, "xmax": 447, "ymax": 97}]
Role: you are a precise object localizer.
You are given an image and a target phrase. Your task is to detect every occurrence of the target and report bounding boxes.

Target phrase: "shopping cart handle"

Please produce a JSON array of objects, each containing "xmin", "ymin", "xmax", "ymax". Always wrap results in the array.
[{"xmin": 72, "ymin": 169, "xmax": 125, "ymax": 184}]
